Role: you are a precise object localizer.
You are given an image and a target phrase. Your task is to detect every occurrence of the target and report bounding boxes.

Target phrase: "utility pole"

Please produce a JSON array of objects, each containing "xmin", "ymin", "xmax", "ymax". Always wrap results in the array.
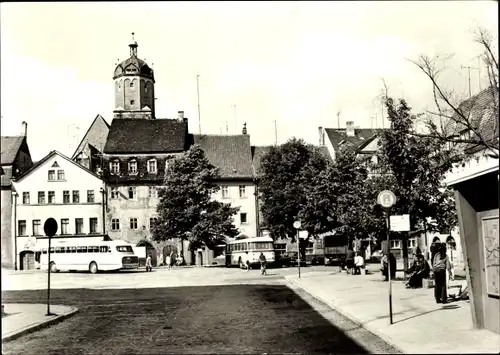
[
  {"xmin": 461, "ymin": 65, "xmax": 479, "ymax": 98},
  {"xmin": 233, "ymin": 104, "xmax": 237, "ymax": 134},
  {"xmin": 197, "ymin": 75, "xmax": 201, "ymax": 134},
  {"xmin": 274, "ymin": 120, "xmax": 278, "ymax": 146}
]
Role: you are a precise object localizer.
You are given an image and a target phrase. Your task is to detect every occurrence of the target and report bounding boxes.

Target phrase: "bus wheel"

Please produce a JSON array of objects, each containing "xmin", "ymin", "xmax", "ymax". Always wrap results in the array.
[
  {"xmin": 89, "ymin": 262, "xmax": 98, "ymax": 274},
  {"xmin": 50, "ymin": 262, "xmax": 58, "ymax": 273}
]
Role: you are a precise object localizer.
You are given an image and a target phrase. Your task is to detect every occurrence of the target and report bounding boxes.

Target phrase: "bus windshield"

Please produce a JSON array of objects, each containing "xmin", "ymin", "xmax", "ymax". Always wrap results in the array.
[
  {"xmin": 116, "ymin": 246, "xmax": 134, "ymax": 252},
  {"xmin": 249, "ymin": 242, "xmax": 274, "ymax": 250}
]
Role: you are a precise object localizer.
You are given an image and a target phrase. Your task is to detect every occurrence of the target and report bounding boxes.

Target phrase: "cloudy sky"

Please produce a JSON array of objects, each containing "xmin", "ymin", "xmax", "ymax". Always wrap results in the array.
[{"xmin": 1, "ymin": 1, "xmax": 497, "ymax": 161}]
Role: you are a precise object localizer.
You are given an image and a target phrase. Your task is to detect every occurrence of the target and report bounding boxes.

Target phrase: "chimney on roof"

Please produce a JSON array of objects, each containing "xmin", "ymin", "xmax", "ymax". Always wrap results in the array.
[
  {"xmin": 242, "ymin": 122, "xmax": 247, "ymax": 135},
  {"xmin": 21, "ymin": 121, "xmax": 27, "ymax": 137},
  {"xmin": 178, "ymin": 111, "xmax": 184, "ymax": 121},
  {"xmin": 346, "ymin": 121, "xmax": 355, "ymax": 137},
  {"xmin": 318, "ymin": 126, "xmax": 325, "ymax": 146}
]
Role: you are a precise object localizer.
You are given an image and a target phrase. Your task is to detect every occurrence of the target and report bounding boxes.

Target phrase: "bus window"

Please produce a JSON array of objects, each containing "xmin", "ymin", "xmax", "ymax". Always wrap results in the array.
[
  {"xmin": 55, "ymin": 247, "xmax": 65, "ymax": 253},
  {"xmin": 70, "ymin": 246, "xmax": 77, "ymax": 253},
  {"xmin": 89, "ymin": 246, "xmax": 99, "ymax": 253},
  {"xmin": 49, "ymin": 247, "xmax": 54, "ymax": 253},
  {"xmin": 76, "ymin": 246, "xmax": 84, "ymax": 253},
  {"xmin": 42, "ymin": 248, "xmax": 47, "ymax": 254},
  {"xmin": 116, "ymin": 246, "xmax": 133, "ymax": 253},
  {"xmin": 81, "ymin": 246, "xmax": 87, "ymax": 253},
  {"xmin": 100, "ymin": 246, "xmax": 109, "ymax": 253}
]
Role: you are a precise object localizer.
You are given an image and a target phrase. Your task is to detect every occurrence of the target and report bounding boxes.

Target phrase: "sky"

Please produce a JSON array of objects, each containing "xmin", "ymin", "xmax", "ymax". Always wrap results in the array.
[{"xmin": 1, "ymin": 1, "xmax": 497, "ymax": 161}]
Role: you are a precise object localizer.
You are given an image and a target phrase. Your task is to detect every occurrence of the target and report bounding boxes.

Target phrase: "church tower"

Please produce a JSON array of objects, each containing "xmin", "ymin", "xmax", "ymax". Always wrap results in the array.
[{"xmin": 113, "ymin": 33, "xmax": 155, "ymax": 119}]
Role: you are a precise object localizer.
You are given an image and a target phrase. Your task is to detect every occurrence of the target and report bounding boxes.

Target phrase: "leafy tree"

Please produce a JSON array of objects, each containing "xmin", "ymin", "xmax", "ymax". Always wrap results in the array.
[
  {"xmin": 152, "ymin": 144, "xmax": 240, "ymax": 250},
  {"xmin": 302, "ymin": 146, "xmax": 392, "ymax": 253},
  {"xmin": 259, "ymin": 138, "xmax": 328, "ymax": 257},
  {"xmin": 377, "ymin": 97, "xmax": 461, "ymax": 271}
]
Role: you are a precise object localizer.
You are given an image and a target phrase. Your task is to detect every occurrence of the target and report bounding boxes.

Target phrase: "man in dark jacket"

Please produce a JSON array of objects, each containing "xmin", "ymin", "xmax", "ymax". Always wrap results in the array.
[{"xmin": 345, "ymin": 248, "xmax": 355, "ymax": 274}]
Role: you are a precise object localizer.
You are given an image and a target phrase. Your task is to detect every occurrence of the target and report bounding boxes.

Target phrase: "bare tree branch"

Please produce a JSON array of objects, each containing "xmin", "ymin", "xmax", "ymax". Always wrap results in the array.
[{"xmin": 408, "ymin": 27, "xmax": 499, "ymax": 159}]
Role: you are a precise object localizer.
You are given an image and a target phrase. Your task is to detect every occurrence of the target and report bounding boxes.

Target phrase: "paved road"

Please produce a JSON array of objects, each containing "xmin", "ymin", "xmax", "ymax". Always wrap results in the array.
[
  {"xmin": 2, "ymin": 284, "xmax": 400, "ymax": 354},
  {"xmin": 1, "ymin": 265, "xmax": 333, "ymax": 291}
]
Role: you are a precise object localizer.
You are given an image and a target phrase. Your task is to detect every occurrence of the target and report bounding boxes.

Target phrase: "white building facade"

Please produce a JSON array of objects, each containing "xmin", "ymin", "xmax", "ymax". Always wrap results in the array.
[{"xmin": 12, "ymin": 151, "xmax": 106, "ymax": 270}]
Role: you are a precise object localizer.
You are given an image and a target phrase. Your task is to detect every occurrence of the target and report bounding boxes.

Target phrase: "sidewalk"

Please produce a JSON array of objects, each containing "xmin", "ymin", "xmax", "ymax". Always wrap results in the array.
[
  {"xmin": 2, "ymin": 303, "xmax": 79, "ymax": 343},
  {"xmin": 286, "ymin": 268, "xmax": 500, "ymax": 354}
]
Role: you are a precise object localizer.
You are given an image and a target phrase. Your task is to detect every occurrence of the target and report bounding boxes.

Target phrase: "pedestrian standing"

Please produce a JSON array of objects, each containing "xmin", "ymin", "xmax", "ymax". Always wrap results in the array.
[
  {"xmin": 166, "ymin": 254, "xmax": 171, "ymax": 270},
  {"xmin": 146, "ymin": 253, "xmax": 152, "ymax": 272},
  {"xmin": 432, "ymin": 243, "xmax": 452, "ymax": 304},
  {"xmin": 345, "ymin": 248, "xmax": 355, "ymax": 275}
]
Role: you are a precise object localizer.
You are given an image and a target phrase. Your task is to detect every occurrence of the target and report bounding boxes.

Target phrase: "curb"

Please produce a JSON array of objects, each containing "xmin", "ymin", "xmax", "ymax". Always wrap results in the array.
[
  {"xmin": 285, "ymin": 276, "xmax": 407, "ymax": 354},
  {"xmin": 2, "ymin": 307, "xmax": 79, "ymax": 343}
]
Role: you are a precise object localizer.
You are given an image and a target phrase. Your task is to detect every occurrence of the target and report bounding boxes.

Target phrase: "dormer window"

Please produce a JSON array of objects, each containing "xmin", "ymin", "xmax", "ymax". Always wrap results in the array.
[
  {"xmin": 110, "ymin": 160, "xmax": 120, "ymax": 174},
  {"xmin": 128, "ymin": 160, "xmax": 138, "ymax": 174},
  {"xmin": 148, "ymin": 159, "xmax": 157, "ymax": 174}
]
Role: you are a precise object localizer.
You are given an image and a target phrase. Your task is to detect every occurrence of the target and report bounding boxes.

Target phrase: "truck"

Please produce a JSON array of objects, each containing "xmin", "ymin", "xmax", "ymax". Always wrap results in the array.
[{"xmin": 323, "ymin": 233, "xmax": 349, "ymax": 266}]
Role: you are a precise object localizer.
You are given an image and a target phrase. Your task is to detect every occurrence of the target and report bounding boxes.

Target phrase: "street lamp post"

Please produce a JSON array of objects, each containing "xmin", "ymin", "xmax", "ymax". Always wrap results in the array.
[{"xmin": 293, "ymin": 221, "xmax": 302, "ymax": 278}]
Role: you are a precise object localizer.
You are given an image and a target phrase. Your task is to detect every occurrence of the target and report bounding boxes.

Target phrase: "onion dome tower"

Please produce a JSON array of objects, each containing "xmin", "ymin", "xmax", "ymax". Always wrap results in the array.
[{"xmin": 113, "ymin": 33, "xmax": 155, "ymax": 119}]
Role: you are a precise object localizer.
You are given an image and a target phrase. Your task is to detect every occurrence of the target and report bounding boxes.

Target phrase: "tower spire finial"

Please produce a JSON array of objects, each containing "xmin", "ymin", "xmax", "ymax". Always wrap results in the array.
[{"xmin": 129, "ymin": 32, "xmax": 138, "ymax": 57}]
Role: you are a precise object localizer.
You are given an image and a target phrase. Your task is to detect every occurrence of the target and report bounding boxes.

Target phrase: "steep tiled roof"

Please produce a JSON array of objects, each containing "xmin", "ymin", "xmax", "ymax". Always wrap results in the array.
[
  {"xmin": 324, "ymin": 128, "xmax": 381, "ymax": 153},
  {"xmin": 193, "ymin": 134, "xmax": 254, "ymax": 179},
  {"xmin": 104, "ymin": 119, "xmax": 187, "ymax": 154},
  {"xmin": 1, "ymin": 136, "xmax": 25, "ymax": 165},
  {"xmin": 251, "ymin": 145, "xmax": 272, "ymax": 176},
  {"xmin": 444, "ymin": 87, "xmax": 499, "ymax": 154}
]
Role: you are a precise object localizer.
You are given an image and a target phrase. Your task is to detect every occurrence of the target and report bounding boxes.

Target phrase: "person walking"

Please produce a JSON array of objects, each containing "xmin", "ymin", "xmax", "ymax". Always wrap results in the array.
[
  {"xmin": 145, "ymin": 253, "xmax": 152, "ymax": 272},
  {"xmin": 432, "ymin": 243, "xmax": 452, "ymax": 303},
  {"xmin": 166, "ymin": 253, "xmax": 172, "ymax": 270},
  {"xmin": 259, "ymin": 252, "xmax": 267, "ymax": 275}
]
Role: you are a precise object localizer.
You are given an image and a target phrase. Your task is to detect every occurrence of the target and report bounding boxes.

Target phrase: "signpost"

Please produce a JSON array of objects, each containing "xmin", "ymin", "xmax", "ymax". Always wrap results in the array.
[
  {"xmin": 43, "ymin": 218, "xmax": 58, "ymax": 316},
  {"xmin": 293, "ymin": 221, "xmax": 302, "ymax": 278},
  {"xmin": 377, "ymin": 190, "xmax": 396, "ymax": 325}
]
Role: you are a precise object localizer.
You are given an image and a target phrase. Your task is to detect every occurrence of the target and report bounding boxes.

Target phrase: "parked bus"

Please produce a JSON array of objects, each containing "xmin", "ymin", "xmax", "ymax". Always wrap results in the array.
[
  {"xmin": 225, "ymin": 236, "xmax": 275, "ymax": 269},
  {"xmin": 40, "ymin": 240, "xmax": 140, "ymax": 274}
]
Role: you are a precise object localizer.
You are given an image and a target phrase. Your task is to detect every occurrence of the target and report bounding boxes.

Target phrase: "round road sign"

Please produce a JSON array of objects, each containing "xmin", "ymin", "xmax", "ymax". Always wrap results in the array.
[
  {"xmin": 44, "ymin": 218, "xmax": 58, "ymax": 237},
  {"xmin": 377, "ymin": 190, "xmax": 396, "ymax": 208},
  {"xmin": 293, "ymin": 221, "xmax": 302, "ymax": 229}
]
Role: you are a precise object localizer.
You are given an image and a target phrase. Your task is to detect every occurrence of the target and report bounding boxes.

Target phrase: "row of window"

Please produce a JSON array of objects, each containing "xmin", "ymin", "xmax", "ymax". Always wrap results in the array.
[
  {"xmin": 109, "ymin": 186, "xmax": 158, "ymax": 200},
  {"xmin": 221, "ymin": 185, "xmax": 248, "ymax": 199},
  {"xmin": 48, "ymin": 169, "xmax": 65, "ymax": 181},
  {"xmin": 22, "ymin": 190, "xmax": 96, "ymax": 205},
  {"xmin": 109, "ymin": 159, "xmax": 158, "ymax": 174},
  {"xmin": 108, "ymin": 212, "xmax": 248, "ymax": 232},
  {"xmin": 18, "ymin": 218, "xmax": 99, "ymax": 236},
  {"xmin": 111, "ymin": 217, "xmax": 158, "ymax": 231},
  {"xmin": 390, "ymin": 238, "xmax": 417, "ymax": 249},
  {"xmin": 42, "ymin": 246, "xmax": 109, "ymax": 254}
]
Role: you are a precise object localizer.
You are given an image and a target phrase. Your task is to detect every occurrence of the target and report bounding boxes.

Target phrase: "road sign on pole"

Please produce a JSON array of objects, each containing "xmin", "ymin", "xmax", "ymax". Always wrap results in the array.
[
  {"xmin": 377, "ymin": 190, "xmax": 396, "ymax": 208},
  {"xmin": 44, "ymin": 218, "xmax": 58, "ymax": 316},
  {"xmin": 377, "ymin": 190, "xmax": 395, "ymax": 325},
  {"xmin": 293, "ymin": 221, "xmax": 302, "ymax": 278}
]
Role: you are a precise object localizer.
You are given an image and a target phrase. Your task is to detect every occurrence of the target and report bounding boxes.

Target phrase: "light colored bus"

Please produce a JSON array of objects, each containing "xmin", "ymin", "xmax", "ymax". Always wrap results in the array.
[
  {"xmin": 40, "ymin": 239, "xmax": 140, "ymax": 274},
  {"xmin": 225, "ymin": 236, "xmax": 275, "ymax": 269}
]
